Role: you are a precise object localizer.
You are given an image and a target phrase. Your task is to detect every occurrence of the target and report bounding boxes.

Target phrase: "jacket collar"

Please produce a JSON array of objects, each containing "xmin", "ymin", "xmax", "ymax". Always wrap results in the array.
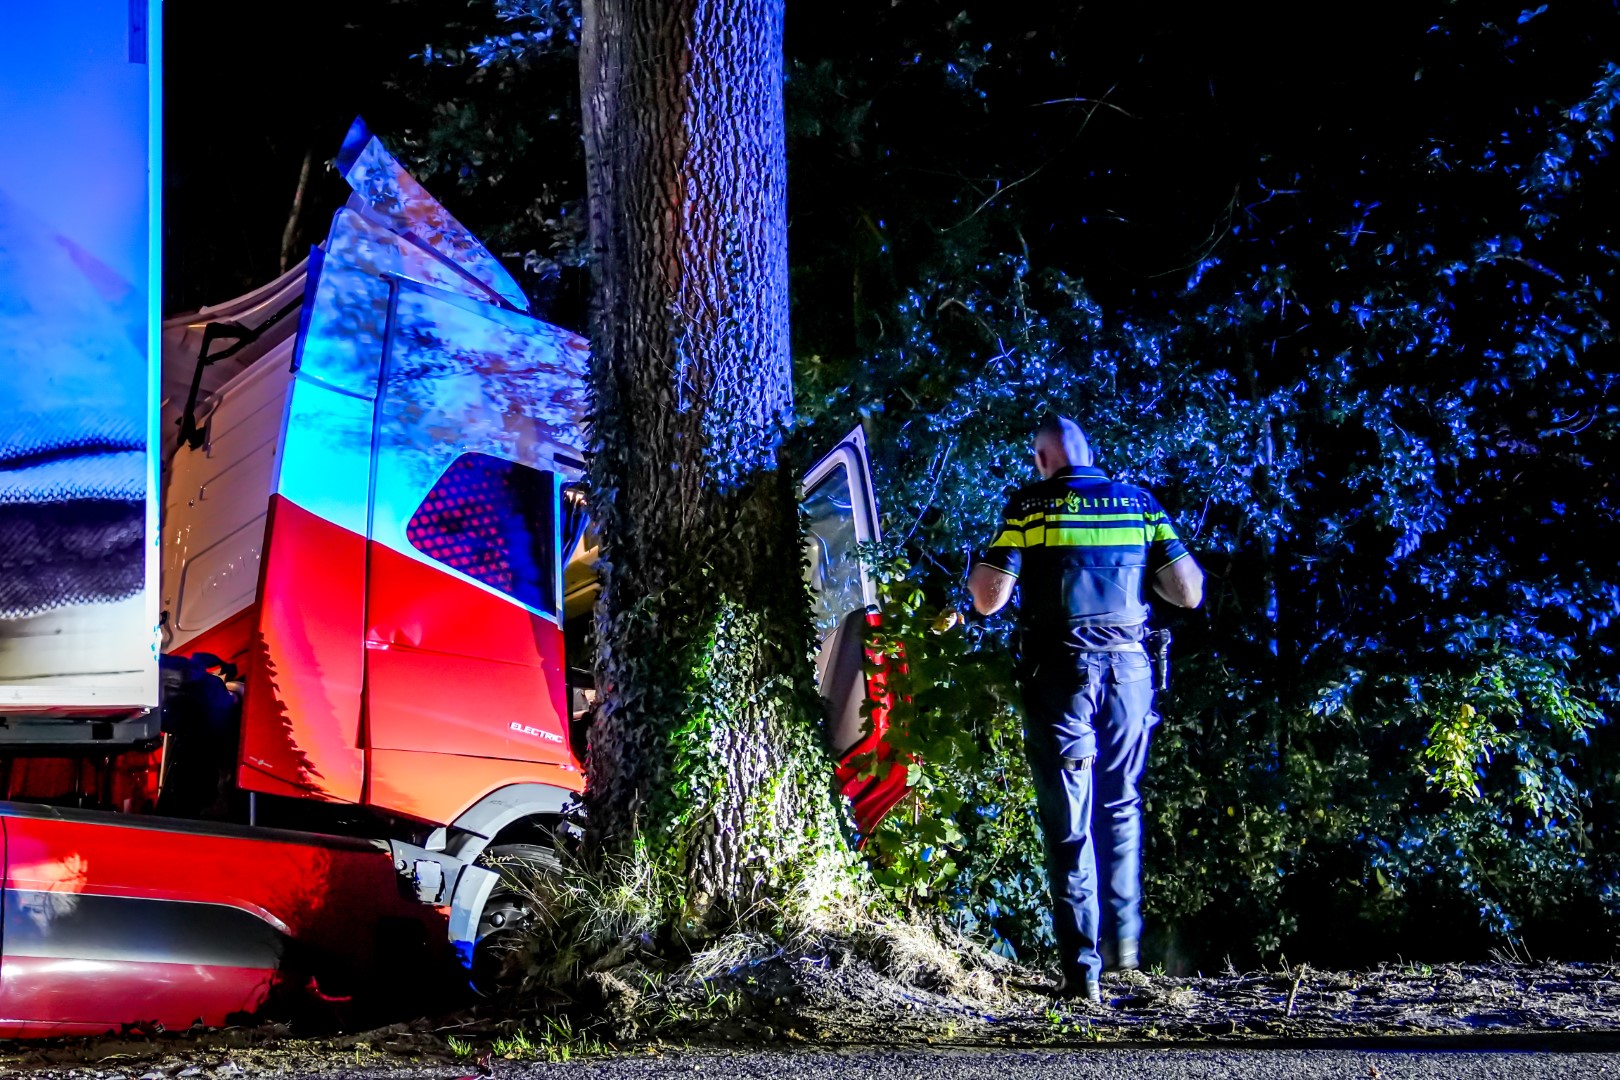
[{"xmin": 1055, "ymin": 465, "xmax": 1110, "ymax": 483}]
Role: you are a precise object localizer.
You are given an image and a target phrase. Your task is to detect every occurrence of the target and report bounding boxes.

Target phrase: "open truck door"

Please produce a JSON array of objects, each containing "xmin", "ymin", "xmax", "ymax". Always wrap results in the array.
[{"xmin": 802, "ymin": 427, "xmax": 910, "ymax": 836}]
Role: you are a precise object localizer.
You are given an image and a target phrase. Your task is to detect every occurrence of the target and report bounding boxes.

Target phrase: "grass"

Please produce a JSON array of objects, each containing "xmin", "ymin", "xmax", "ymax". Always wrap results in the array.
[
  {"xmin": 701, "ymin": 982, "xmax": 743, "ymax": 1016},
  {"xmin": 647, "ymin": 974, "xmax": 748, "ymax": 1033},
  {"xmin": 483, "ymin": 845, "xmax": 670, "ymax": 988},
  {"xmin": 487, "ymin": 832, "xmax": 1018, "ymax": 1049},
  {"xmin": 483, "ymin": 1017, "xmax": 610, "ymax": 1063},
  {"xmin": 1042, "ymin": 1005, "xmax": 1098, "ymax": 1039},
  {"xmin": 440, "ymin": 1013, "xmax": 610, "ymax": 1065}
]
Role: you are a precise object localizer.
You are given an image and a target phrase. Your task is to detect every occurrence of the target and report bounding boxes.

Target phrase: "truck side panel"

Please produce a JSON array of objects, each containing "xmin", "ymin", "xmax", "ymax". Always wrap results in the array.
[
  {"xmin": 238, "ymin": 495, "xmax": 367, "ymax": 803},
  {"xmin": 363, "ymin": 502, "xmax": 572, "ymax": 763},
  {"xmin": 163, "ymin": 338, "xmax": 294, "ymax": 650},
  {"xmin": 0, "ymin": 802, "xmax": 448, "ymax": 1036},
  {"xmin": 368, "ymin": 751, "xmax": 582, "ymax": 831}
]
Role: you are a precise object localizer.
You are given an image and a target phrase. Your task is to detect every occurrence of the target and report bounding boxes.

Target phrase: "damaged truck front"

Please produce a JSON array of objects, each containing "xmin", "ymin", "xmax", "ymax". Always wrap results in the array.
[{"xmin": 0, "ymin": 98, "xmax": 905, "ymax": 1035}]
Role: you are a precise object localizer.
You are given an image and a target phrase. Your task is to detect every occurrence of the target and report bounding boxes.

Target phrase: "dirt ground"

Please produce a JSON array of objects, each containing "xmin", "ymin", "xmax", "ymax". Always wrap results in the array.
[{"xmin": 3, "ymin": 959, "xmax": 1618, "ymax": 1078}]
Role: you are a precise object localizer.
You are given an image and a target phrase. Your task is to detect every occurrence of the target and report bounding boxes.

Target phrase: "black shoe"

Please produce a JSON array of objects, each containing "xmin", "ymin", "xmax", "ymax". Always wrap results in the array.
[
  {"xmin": 1101, "ymin": 937, "xmax": 1139, "ymax": 973},
  {"xmin": 1051, "ymin": 975, "xmax": 1102, "ymax": 1004}
]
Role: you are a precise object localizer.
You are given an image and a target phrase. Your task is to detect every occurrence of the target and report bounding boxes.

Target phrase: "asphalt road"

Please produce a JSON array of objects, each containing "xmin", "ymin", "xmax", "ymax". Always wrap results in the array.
[{"xmin": 292, "ymin": 1045, "xmax": 1620, "ymax": 1080}]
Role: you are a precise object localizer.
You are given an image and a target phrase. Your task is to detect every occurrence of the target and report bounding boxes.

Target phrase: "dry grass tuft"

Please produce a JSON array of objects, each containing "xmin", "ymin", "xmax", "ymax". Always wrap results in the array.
[
  {"xmin": 491, "ymin": 839, "xmax": 1016, "ymax": 1035},
  {"xmin": 487, "ymin": 846, "xmax": 668, "ymax": 988}
]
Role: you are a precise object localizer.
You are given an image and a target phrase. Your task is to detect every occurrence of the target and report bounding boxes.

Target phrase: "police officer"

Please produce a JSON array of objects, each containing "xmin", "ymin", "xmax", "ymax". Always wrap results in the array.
[{"xmin": 968, "ymin": 414, "xmax": 1204, "ymax": 1002}]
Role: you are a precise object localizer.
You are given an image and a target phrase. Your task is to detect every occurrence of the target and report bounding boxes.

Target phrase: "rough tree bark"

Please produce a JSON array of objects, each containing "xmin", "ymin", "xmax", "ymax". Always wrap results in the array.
[{"xmin": 579, "ymin": 0, "xmax": 849, "ymax": 925}]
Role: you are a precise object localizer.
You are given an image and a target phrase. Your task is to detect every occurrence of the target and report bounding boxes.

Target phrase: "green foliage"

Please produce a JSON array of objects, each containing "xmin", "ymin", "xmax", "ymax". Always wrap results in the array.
[
  {"xmin": 491, "ymin": 1017, "xmax": 608, "ymax": 1062},
  {"xmin": 807, "ymin": 35, "xmax": 1620, "ymax": 958},
  {"xmin": 776, "ymin": 1, "xmax": 1620, "ymax": 966},
  {"xmin": 406, "ymin": 0, "xmax": 1620, "ymax": 966},
  {"xmin": 852, "ymin": 549, "xmax": 1051, "ymax": 957},
  {"xmin": 635, "ymin": 592, "xmax": 856, "ymax": 924},
  {"xmin": 1420, "ymin": 657, "xmax": 1601, "ymax": 806}
]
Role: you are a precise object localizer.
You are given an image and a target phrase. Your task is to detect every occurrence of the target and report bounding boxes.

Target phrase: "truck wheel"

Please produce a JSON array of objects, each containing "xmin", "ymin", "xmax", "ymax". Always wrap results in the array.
[{"xmin": 472, "ymin": 842, "xmax": 562, "ymax": 995}]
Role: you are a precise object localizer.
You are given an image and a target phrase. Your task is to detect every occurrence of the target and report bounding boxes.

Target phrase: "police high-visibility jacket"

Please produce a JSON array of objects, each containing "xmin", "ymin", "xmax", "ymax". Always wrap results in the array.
[{"xmin": 978, "ymin": 465, "xmax": 1189, "ymax": 652}]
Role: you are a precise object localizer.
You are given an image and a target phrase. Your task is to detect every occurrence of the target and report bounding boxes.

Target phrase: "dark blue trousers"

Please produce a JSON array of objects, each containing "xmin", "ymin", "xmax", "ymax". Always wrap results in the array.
[{"xmin": 1022, "ymin": 648, "xmax": 1155, "ymax": 983}]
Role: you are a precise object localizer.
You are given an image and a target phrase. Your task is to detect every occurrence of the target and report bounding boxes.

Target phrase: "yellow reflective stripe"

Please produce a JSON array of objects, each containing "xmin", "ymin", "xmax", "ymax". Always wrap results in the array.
[
  {"xmin": 1149, "ymin": 523, "xmax": 1180, "ymax": 542},
  {"xmin": 989, "ymin": 528, "xmax": 1024, "ymax": 549},
  {"xmin": 1044, "ymin": 526, "xmax": 1153, "ymax": 547},
  {"xmin": 1145, "ymin": 511, "xmax": 1169, "ymax": 521},
  {"xmin": 1005, "ymin": 512, "xmax": 1046, "ymax": 528},
  {"xmin": 1047, "ymin": 513, "xmax": 1147, "ymax": 524},
  {"xmin": 1154, "ymin": 550, "xmax": 1190, "ymax": 572}
]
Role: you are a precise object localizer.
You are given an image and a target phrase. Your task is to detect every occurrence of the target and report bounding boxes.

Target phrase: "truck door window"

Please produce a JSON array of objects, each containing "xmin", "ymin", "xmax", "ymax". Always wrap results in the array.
[
  {"xmin": 406, "ymin": 452, "xmax": 558, "ymax": 616},
  {"xmin": 802, "ymin": 462, "xmax": 865, "ymax": 639}
]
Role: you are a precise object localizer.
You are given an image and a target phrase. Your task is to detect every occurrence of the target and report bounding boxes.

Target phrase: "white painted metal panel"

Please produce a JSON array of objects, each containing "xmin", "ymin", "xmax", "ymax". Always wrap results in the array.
[{"xmin": 162, "ymin": 339, "xmax": 296, "ymax": 646}]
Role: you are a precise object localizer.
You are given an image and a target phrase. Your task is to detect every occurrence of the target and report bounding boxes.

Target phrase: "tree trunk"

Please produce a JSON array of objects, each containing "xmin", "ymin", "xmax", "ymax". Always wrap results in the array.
[{"xmin": 579, "ymin": 0, "xmax": 847, "ymax": 926}]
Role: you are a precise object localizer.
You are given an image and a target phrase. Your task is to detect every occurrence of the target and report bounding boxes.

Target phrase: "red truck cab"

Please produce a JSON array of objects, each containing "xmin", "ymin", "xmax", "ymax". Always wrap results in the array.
[{"xmin": 0, "ymin": 120, "xmax": 906, "ymax": 1035}]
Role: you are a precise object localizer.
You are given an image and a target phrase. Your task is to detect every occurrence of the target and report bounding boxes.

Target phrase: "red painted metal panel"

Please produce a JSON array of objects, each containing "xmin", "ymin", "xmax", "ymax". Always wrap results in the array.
[
  {"xmin": 835, "ymin": 612, "xmax": 912, "ymax": 838},
  {"xmin": 238, "ymin": 496, "xmax": 366, "ymax": 802},
  {"xmin": 0, "ymin": 805, "xmax": 448, "ymax": 1033},
  {"xmin": 364, "ymin": 538, "xmax": 568, "ymax": 672},
  {"xmin": 364, "ymin": 540, "xmax": 571, "ymax": 767},
  {"xmin": 365, "ymin": 646, "xmax": 567, "ymax": 761},
  {"xmin": 0, "ymin": 809, "xmax": 418, "ymax": 947},
  {"xmin": 2, "ymin": 753, "xmax": 161, "ymax": 814},
  {"xmin": 367, "ymin": 750, "xmax": 581, "ymax": 827},
  {"xmin": 0, "ymin": 958, "xmax": 276, "ymax": 1037}
]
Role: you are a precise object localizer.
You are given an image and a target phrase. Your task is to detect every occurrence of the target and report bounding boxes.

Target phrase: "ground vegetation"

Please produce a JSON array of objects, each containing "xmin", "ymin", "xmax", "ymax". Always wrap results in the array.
[{"xmin": 4, "ymin": 960, "xmax": 1620, "ymax": 1076}]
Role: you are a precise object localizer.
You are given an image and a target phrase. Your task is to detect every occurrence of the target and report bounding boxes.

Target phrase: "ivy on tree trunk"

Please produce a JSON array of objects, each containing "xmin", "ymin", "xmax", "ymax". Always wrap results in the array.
[{"xmin": 579, "ymin": 0, "xmax": 849, "ymax": 927}]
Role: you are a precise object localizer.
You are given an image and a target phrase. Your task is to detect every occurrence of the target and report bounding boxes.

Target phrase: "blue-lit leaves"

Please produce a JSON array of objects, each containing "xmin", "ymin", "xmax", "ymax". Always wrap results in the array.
[
  {"xmin": 1186, "ymin": 256, "xmax": 1221, "ymax": 292},
  {"xmin": 802, "ymin": 52, "xmax": 1620, "ymax": 960}
]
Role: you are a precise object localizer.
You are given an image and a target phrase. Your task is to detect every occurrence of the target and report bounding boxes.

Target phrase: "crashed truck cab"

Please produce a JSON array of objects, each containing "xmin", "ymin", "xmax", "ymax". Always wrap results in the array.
[
  {"xmin": 0, "ymin": 121, "xmax": 594, "ymax": 1034},
  {"xmin": 161, "ymin": 120, "xmax": 594, "ymax": 959},
  {"xmin": 0, "ymin": 118, "xmax": 906, "ymax": 1034}
]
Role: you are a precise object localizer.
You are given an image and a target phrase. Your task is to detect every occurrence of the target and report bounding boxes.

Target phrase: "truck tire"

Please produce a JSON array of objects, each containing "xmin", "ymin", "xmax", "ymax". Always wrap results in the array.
[{"xmin": 471, "ymin": 842, "xmax": 562, "ymax": 994}]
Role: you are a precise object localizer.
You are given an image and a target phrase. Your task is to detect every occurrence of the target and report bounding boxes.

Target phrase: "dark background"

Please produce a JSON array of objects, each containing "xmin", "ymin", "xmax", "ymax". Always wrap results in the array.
[
  {"xmin": 165, "ymin": 2, "xmax": 1617, "ymax": 321},
  {"xmin": 161, "ymin": 0, "xmax": 1620, "ymax": 968},
  {"xmin": 162, "ymin": 1, "xmax": 415, "ymax": 312}
]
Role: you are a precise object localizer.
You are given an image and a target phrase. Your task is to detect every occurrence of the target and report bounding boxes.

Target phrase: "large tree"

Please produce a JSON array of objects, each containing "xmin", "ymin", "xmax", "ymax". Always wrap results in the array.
[{"xmin": 577, "ymin": 0, "xmax": 848, "ymax": 924}]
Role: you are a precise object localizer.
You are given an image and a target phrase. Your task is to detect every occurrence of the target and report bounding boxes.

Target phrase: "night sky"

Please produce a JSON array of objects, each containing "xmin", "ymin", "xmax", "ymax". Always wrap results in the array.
[
  {"xmin": 165, "ymin": 2, "xmax": 1617, "ymax": 320},
  {"xmin": 162, "ymin": 0, "xmax": 423, "ymax": 312}
]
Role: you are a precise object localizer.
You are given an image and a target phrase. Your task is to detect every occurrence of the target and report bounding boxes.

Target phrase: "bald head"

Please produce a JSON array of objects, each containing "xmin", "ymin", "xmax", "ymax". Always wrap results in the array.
[{"xmin": 1033, "ymin": 413, "xmax": 1093, "ymax": 478}]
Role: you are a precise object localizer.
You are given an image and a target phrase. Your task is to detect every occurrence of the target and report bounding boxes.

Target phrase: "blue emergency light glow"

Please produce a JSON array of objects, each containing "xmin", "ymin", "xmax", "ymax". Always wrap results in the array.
[{"xmin": 0, "ymin": 0, "xmax": 162, "ymax": 706}]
